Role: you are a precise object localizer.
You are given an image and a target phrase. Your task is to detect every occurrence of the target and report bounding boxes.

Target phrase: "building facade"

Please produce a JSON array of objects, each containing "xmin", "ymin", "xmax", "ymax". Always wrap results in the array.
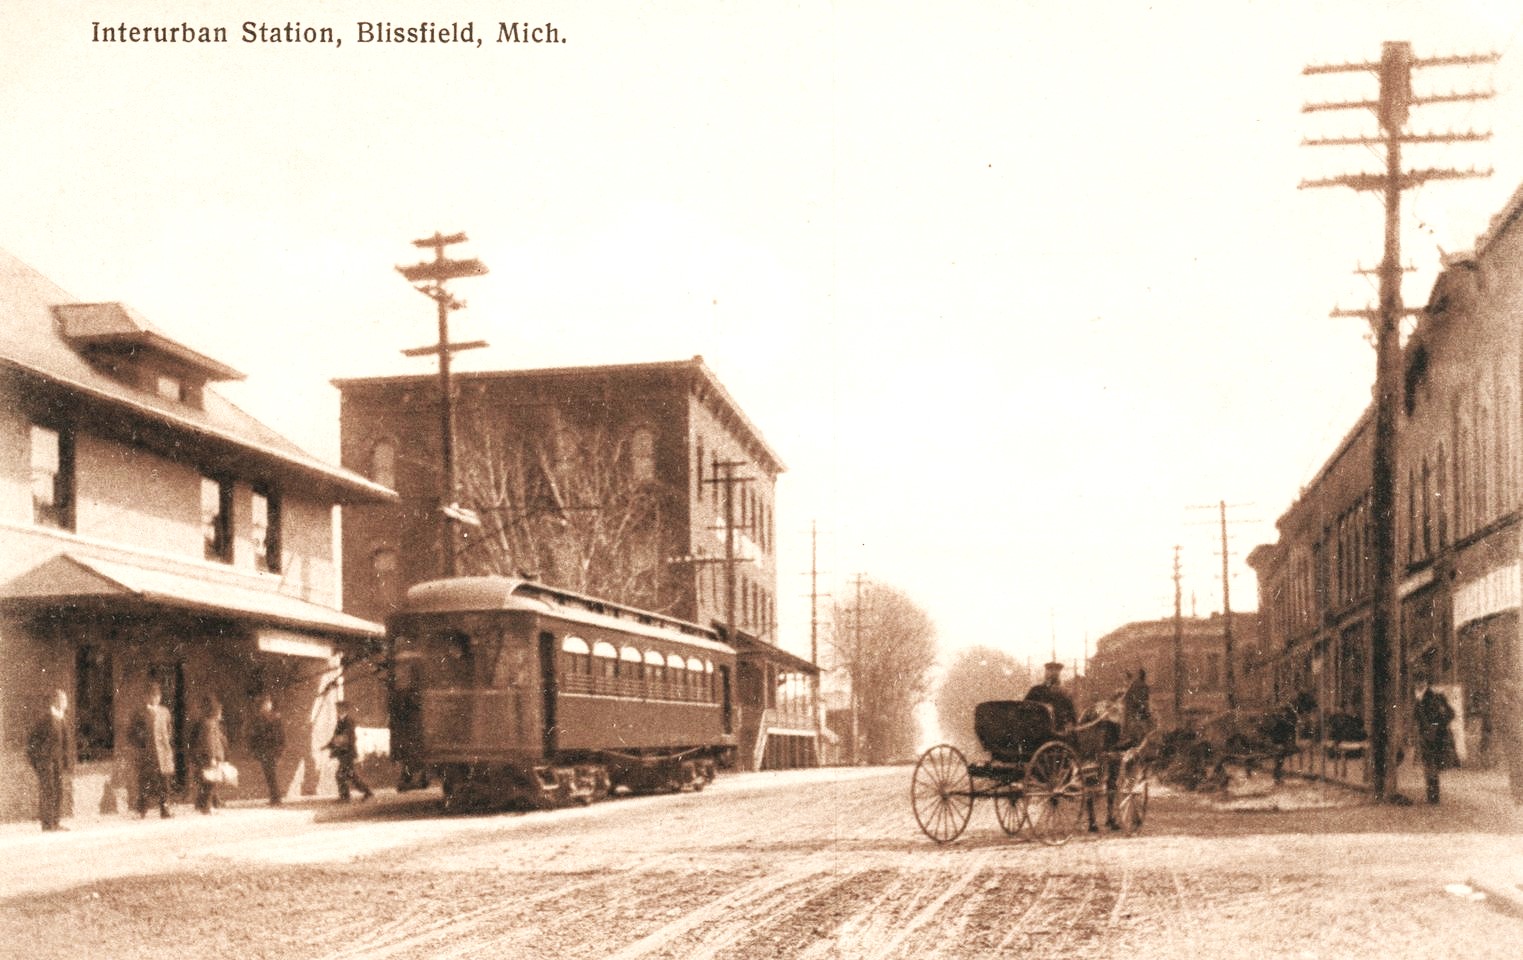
[
  {"xmin": 334, "ymin": 357, "xmax": 819, "ymax": 770},
  {"xmin": 0, "ymin": 250, "xmax": 396, "ymax": 822},
  {"xmin": 1249, "ymin": 181, "xmax": 1523, "ymax": 785},
  {"xmin": 1087, "ymin": 612, "xmax": 1264, "ymax": 730}
]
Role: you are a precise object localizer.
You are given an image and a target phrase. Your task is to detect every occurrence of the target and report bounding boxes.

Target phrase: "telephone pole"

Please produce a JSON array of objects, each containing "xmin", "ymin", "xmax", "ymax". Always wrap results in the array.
[
  {"xmin": 1301, "ymin": 41, "xmax": 1496, "ymax": 800},
  {"xmin": 1188, "ymin": 501, "xmax": 1255, "ymax": 711},
  {"xmin": 849, "ymin": 573, "xmax": 868, "ymax": 765},
  {"xmin": 1173, "ymin": 545, "xmax": 1184, "ymax": 720},
  {"xmin": 397, "ymin": 231, "xmax": 488, "ymax": 577}
]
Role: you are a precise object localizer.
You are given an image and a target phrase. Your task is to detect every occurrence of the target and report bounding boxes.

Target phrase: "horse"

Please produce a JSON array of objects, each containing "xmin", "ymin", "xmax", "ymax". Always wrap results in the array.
[
  {"xmin": 1189, "ymin": 688, "xmax": 1317, "ymax": 787},
  {"xmin": 1072, "ymin": 670, "xmax": 1156, "ymax": 831}
]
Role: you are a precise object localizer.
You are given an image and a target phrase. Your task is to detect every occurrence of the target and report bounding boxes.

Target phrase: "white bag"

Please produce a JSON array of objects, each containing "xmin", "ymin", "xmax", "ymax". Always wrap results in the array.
[{"xmin": 202, "ymin": 761, "xmax": 239, "ymax": 786}]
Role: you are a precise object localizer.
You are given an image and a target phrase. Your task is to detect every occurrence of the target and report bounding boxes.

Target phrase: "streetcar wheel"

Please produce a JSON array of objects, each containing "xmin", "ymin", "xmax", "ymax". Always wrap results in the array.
[
  {"xmin": 991, "ymin": 784, "xmax": 1029, "ymax": 839},
  {"xmin": 1117, "ymin": 761, "xmax": 1151, "ymax": 835},
  {"xmin": 1023, "ymin": 742, "xmax": 1081, "ymax": 846},
  {"xmin": 911, "ymin": 744, "xmax": 973, "ymax": 844}
]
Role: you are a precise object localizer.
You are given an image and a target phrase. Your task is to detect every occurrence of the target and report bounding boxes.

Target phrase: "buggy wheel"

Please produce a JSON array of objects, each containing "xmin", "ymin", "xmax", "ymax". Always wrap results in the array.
[
  {"xmin": 911, "ymin": 744, "xmax": 973, "ymax": 844},
  {"xmin": 1117, "ymin": 760, "xmax": 1151, "ymax": 835},
  {"xmin": 991, "ymin": 783, "xmax": 1029, "ymax": 839},
  {"xmin": 1023, "ymin": 741, "xmax": 1081, "ymax": 846}
]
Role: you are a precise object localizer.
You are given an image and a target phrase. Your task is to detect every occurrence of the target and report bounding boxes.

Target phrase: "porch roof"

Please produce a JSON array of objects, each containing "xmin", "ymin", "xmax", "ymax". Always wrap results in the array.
[{"xmin": 0, "ymin": 553, "xmax": 383, "ymax": 639}]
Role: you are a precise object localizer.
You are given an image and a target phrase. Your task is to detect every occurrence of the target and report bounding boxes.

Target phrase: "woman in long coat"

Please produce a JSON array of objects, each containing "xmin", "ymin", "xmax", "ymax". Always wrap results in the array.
[{"xmin": 128, "ymin": 686, "xmax": 176, "ymax": 818}]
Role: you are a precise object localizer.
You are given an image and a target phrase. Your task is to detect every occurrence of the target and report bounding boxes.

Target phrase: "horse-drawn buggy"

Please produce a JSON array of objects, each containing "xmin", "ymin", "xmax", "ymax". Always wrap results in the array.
[{"xmin": 911, "ymin": 675, "xmax": 1156, "ymax": 845}]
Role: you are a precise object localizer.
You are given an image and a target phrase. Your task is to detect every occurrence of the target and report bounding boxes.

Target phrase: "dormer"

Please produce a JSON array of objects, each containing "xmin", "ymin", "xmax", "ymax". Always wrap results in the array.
[{"xmin": 51, "ymin": 302, "xmax": 244, "ymax": 408}]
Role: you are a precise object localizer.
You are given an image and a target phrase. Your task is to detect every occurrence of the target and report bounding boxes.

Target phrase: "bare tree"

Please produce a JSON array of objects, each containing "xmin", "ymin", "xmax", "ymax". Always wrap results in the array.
[
  {"xmin": 828, "ymin": 582, "xmax": 938, "ymax": 764},
  {"xmin": 934, "ymin": 645, "xmax": 1025, "ymax": 756},
  {"xmin": 454, "ymin": 406, "xmax": 675, "ymax": 612}
]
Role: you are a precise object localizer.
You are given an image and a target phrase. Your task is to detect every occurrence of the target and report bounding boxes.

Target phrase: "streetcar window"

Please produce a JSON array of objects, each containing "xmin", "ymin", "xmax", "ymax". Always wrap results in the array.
[
  {"xmin": 561, "ymin": 636, "xmax": 591, "ymax": 676},
  {"xmin": 667, "ymin": 653, "xmax": 687, "ymax": 697},
  {"xmin": 619, "ymin": 646, "xmax": 643, "ymax": 678},
  {"xmin": 644, "ymin": 649, "xmax": 665, "ymax": 684},
  {"xmin": 592, "ymin": 641, "xmax": 618, "ymax": 679},
  {"xmin": 439, "ymin": 630, "xmax": 473, "ymax": 685},
  {"xmin": 687, "ymin": 657, "xmax": 705, "ymax": 702}
]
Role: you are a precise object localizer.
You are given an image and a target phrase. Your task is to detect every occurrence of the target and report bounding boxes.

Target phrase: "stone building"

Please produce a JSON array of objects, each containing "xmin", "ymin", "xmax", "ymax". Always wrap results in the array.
[
  {"xmin": 0, "ymin": 249, "xmax": 395, "ymax": 822},
  {"xmin": 334, "ymin": 357, "xmax": 820, "ymax": 770}
]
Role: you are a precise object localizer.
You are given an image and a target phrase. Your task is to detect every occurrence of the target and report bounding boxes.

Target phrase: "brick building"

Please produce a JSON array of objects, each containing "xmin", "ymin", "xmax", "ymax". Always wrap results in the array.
[
  {"xmin": 0, "ymin": 249, "xmax": 395, "ymax": 822},
  {"xmin": 334, "ymin": 357, "xmax": 820, "ymax": 770},
  {"xmin": 1086, "ymin": 611, "xmax": 1265, "ymax": 729},
  {"xmin": 1249, "ymin": 180, "xmax": 1523, "ymax": 784}
]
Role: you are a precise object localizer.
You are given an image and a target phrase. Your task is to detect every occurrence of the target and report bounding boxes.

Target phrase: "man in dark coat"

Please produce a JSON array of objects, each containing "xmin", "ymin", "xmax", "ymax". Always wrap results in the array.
[
  {"xmin": 247, "ymin": 694, "xmax": 286, "ymax": 805},
  {"xmin": 1025, "ymin": 661, "xmax": 1077, "ymax": 732},
  {"xmin": 326, "ymin": 701, "xmax": 373, "ymax": 802},
  {"xmin": 1414, "ymin": 673, "xmax": 1457, "ymax": 805},
  {"xmin": 128, "ymin": 685, "xmax": 176, "ymax": 818},
  {"xmin": 25, "ymin": 689, "xmax": 73, "ymax": 832}
]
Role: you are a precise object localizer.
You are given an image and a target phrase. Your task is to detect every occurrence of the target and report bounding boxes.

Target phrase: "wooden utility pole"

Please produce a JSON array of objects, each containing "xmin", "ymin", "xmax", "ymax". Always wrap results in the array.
[
  {"xmin": 850, "ymin": 573, "xmax": 868, "ymax": 765},
  {"xmin": 1188, "ymin": 501, "xmax": 1254, "ymax": 711},
  {"xmin": 1302, "ymin": 41, "xmax": 1495, "ymax": 800},
  {"xmin": 397, "ymin": 231, "xmax": 488, "ymax": 577},
  {"xmin": 1219, "ymin": 501, "xmax": 1236, "ymax": 710},
  {"xmin": 1173, "ymin": 545, "xmax": 1185, "ymax": 720}
]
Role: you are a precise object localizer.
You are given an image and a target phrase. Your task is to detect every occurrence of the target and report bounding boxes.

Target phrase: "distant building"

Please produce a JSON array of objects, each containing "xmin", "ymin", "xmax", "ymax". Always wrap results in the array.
[
  {"xmin": 334, "ymin": 357, "xmax": 820, "ymax": 770},
  {"xmin": 1087, "ymin": 612, "xmax": 1264, "ymax": 729},
  {"xmin": 0, "ymin": 249, "xmax": 395, "ymax": 822},
  {"xmin": 1246, "ymin": 409, "xmax": 1373, "ymax": 727}
]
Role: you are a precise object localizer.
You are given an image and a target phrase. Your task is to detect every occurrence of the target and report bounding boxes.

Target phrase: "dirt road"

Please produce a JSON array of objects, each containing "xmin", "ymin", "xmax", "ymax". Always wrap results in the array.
[{"xmin": 1, "ymin": 766, "xmax": 1519, "ymax": 959}]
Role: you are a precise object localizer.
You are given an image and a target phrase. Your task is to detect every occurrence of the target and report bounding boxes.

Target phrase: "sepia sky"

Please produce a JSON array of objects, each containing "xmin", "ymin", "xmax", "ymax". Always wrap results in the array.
[{"xmin": 5, "ymin": 0, "xmax": 1523, "ymax": 671}]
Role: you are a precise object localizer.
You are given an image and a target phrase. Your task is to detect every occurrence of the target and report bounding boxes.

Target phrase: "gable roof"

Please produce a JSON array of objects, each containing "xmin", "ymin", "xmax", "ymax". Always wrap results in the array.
[{"xmin": 0, "ymin": 247, "xmax": 393, "ymax": 504}]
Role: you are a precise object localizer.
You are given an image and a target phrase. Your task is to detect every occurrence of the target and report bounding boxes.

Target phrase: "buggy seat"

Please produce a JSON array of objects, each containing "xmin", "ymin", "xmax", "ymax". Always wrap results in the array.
[{"xmin": 974, "ymin": 700, "xmax": 1056, "ymax": 764}]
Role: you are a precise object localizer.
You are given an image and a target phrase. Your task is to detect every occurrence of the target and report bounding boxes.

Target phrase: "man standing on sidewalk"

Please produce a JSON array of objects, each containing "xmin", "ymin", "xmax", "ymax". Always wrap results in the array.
[
  {"xmin": 1414, "ymin": 672, "xmax": 1458, "ymax": 805},
  {"xmin": 247, "ymin": 695, "xmax": 286, "ymax": 806},
  {"xmin": 129, "ymin": 685, "xmax": 175, "ymax": 819},
  {"xmin": 25, "ymin": 689, "xmax": 72, "ymax": 832},
  {"xmin": 325, "ymin": 701, "xmax": 373, "ymax": 803}
]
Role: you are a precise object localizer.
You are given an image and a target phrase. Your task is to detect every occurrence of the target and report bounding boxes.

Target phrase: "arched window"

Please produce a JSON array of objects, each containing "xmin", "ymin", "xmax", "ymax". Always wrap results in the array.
[
  {"xmin": 645, "ymin": 649, "xmax": 666, "ymax": 685},
  {"xmin": 620, "ymin": 645, "xmax": 643, "ymax": 678},
  {"xmin": 666, "ymin": 653, "xmax": 686, "ymax": 698},
  {"xmin": 686, "ymin": 657, "xmax": 705, "ymax": 701},
  {"xmin": 592, "ymin": 641, "xmax": 618, "ymax": 679},
  {"xmin": 371, "ymin": 439, "xmax": 397, "ymax": 489},
  {"xmin": 561, "ymin": 636, "xmax": 591, "ymax": 677}
]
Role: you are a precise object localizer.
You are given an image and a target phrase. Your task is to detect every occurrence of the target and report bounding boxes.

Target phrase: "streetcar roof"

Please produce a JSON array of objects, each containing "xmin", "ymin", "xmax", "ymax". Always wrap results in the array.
[{"xmin": 396, "ymin": 576, "xmax": 734, "ymax": 654}]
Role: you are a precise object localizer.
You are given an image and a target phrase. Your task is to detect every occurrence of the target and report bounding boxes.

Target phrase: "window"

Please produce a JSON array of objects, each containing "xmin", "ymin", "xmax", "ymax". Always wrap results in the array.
[
  {"xmin": 155, "ymin": 374, "xmax": 184, "ymax": 401},
  {"xmin": 75, "ymin": 644, "xmax": 113, "ymax": 761},
  {"xmin": 619, "ymin": 645, "xmax": 643, "ymax": 679},
  {"xmin": 561, "ymin": 636, "xmax": 591, "ymax": 677},
  {"xmin": 30, "ymin": 423, "xmax": 74, "ymax": 530},
  {"xmin": 252, "ymin": 485, "xmax": 282, "ymax": 573},
  {"xmin": 371, "ymin": 439, "xmax": 397, "ymax": 489},
  {"xmin": 645, "ymin": 649, "xmax": 666, "ymax": 685},
  {"xmin": 202, "ymin": 475, "xmax": 233, "ymax": 562},
  {"xmin": 631, "ymin": 427, "xmax": 655, "ymax": 483},
  {"xmin": 592, "ymin": 641, "xmax": 618, "ymax": 679}
]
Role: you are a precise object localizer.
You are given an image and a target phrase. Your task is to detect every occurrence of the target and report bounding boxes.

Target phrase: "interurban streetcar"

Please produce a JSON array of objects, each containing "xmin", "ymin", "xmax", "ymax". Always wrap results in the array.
[{"xmin": 386, "ymin": 576, "xmax": 738, "ymax": 809}]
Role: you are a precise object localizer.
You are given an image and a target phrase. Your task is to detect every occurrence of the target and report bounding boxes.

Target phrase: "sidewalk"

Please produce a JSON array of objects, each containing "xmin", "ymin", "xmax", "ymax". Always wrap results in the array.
[{"xmin": 1398, "ymin": 765, "xmax": 1523, "ymax": 915}]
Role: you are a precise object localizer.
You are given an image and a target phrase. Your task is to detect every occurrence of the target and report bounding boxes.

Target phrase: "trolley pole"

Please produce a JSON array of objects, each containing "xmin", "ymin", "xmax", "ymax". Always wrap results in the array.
[
  {"xmin": 397, "ymin": 231, "xmax": 488, "ymax": 577},
  {"xmin": 1172, "ymin": 546, "xmax": 1184, "ymax": 721}
]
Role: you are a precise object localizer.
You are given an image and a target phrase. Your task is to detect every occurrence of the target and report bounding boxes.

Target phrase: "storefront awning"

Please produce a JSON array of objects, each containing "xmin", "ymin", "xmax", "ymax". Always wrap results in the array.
[{"xmin": 0, "ymin": 553, "xmax": 383, "ymax": 639}]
